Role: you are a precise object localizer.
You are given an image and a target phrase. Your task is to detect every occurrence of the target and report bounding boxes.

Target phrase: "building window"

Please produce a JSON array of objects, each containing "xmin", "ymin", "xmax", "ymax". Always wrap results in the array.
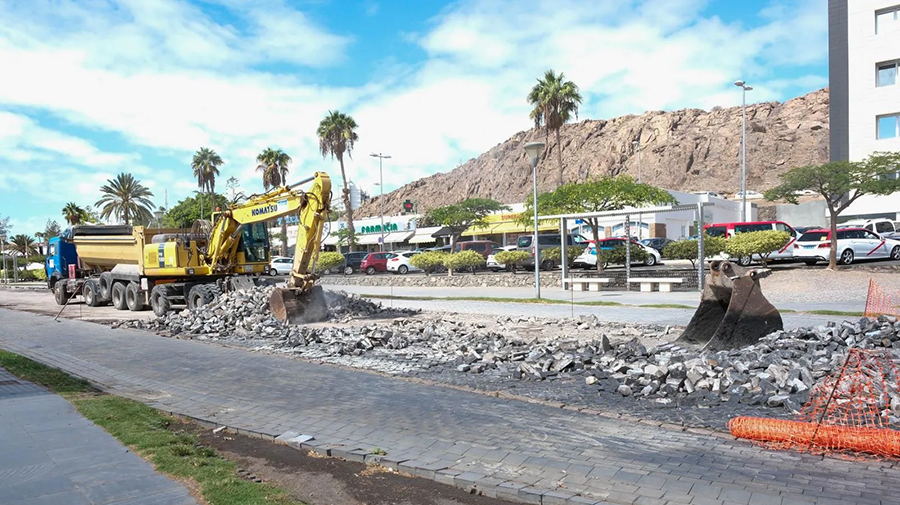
[
  {"xmin": 878, "ymin": 114, "xmax": 900, "ymax": 139},
  {"xmin": 879, "ymin": 61, "xmax": 899, "ymax": 87},
  {"xmin": 877, "ymin": 7, "xmax": 900, "ymax": 34}
]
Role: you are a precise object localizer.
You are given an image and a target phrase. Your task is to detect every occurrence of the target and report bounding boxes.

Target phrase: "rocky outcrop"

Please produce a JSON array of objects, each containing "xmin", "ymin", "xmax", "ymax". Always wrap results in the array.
[{"xmin": 357, "ymin": 89, "xmax": 829, "ymax": 217}]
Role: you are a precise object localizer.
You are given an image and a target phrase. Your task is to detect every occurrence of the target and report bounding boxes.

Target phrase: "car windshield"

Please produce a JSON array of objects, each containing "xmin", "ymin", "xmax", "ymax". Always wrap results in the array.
[
  {"xmin": 516, "ymin": 236, "xmax": 532, "ymax": 248},
  {"xmin": 799, "ymin": 231, "xmax": 829, "ymax": 242}
]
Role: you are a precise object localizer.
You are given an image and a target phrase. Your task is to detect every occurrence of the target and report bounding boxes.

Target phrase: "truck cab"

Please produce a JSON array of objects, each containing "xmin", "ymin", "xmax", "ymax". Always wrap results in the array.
[{"xmin": 45, "ymin": 235, "xmax": 78, "ymax": 290}]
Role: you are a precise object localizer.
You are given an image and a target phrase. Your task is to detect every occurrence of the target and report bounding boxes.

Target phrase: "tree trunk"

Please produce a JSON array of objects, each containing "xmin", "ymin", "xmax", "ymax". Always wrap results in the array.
[
  {"xmin": 591, "ymin": 223, "xmax": 604, "ymax": 273},
  {"xmin": 448, "ymin": 234, "xmax": 456, "ymax": 276},
  {"xmin": 280, "ymin": 220, "xmax": 289, "ymax": 257},
  {"xmin": 338, "ymin": 155, "xmax": 356, "ymax": 252},
  {"xmin": 828, "ymin": 206, "xmax": 838, "ymax": 270},
  {"xmin": 209, "ymin": 179, "xmax": 216, "ymax": 223},
  {"xmin": 556, "ymin": 127, "xmax": 564, "ymax": 187}
]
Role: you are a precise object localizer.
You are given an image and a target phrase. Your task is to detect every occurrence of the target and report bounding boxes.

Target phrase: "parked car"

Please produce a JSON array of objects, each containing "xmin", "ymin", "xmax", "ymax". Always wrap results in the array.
[
  {"xmin": 734, "ymin": 190, "xmax": 764, "ymax": 199},
  {"xmin": 794, "ymin": 228, "xmax": 900, "ymax": 265},
  {"xmin": 838, "ymin": 219, "xmax": 900, "ymax": 238},
  {"xmin": 387, "ymin": 251, "xmax": 422, "ymax": 274},
  {"xmin": 516, "ymin": 233, "xmax": 589, "ymax": 270},
  {"xmin": 267, "ymin": 256, "xmax": 294, "ymax": 275},
  {"xmin": 693, "ymin": 191, "xmax": 724, "ymax": 199},
  {"xmin": 486, "ymin": 245, "xmax": 518, "ymax": 272},
  {"xmin": 332, "ymin": 251, "xmax": 369, "ymax": 275},
  {"xmin": 572, "ymin": 238, "xmax": 661, "ymax": 269},
  {"xmin": 639, "ymin": 237, "xmax": 674, "ymax": 253},
  {"xmin": 453, "ymin": 240, "xmax": 501, "ymax": 259},
  {"xmin": 704, "ymin": 220, "xmax": 798, "ymax": 266},
  {"xmin": 360, "ymin": 252, "xmax": 395, "ymax": 275}
]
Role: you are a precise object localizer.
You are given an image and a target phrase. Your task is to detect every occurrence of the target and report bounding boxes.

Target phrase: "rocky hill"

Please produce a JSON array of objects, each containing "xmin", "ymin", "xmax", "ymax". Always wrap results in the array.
[{"xmin": 357, "ymin": 88, "xmax": 829, "ymax": 217}]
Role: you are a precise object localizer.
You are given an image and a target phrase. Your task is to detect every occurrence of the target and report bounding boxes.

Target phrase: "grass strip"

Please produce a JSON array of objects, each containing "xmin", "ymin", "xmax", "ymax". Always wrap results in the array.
[
  {"xmin": 0, "ymin": 350, "xmax": 303, "ymax": 505},
  {"xmin": 638, "ymin": 303, "xmax": 696, "ymax": 309}
]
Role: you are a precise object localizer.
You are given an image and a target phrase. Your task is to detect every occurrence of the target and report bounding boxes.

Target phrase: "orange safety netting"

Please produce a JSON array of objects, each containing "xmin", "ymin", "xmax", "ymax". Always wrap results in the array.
[
  {"xmin": 865, "ymin": 279, "xmax": 900, "ymax": 318},
  {"xmin": 728, "ymin": 349, "xmax": 900, "ymax": 459}
]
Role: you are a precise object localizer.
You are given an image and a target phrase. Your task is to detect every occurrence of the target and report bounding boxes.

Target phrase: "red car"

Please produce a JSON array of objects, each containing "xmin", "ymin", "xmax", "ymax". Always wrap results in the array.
[{"xmin": 360, "ymin": 252, "xmax": 395, "ymax": 275}]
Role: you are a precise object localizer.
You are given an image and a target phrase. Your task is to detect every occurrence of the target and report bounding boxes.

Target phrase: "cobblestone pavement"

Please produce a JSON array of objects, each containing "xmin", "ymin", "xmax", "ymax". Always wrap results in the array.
[
  {"xmin": 0, "ymin": 366, "xmax": 197, "ymax": 505},
  {"xmin": 1, "ymin": 308, "xmax": 897, "ymax": 505}
]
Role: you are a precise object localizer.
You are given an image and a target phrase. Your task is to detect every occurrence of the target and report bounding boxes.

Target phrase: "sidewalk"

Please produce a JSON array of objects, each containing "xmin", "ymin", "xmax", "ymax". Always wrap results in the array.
[
  {"xmin": 2, "ymin": 307, "xmax": 896, "ymax": 505},
  {"xmin": 0, "ymin": 367, "xmax": 197, "ymax": 505}
]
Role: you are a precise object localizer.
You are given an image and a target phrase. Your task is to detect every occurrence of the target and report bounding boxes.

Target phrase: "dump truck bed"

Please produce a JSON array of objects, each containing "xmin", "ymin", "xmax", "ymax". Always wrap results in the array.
[{"xmin": 70, "ymin": 226, "xmax": 187, "ymax": 273}]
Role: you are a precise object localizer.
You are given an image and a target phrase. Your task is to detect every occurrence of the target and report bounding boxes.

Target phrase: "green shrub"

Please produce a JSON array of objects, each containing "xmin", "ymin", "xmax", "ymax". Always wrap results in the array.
[
  {"xmin": 598, "ymin": 246, "xmax": 648, "ymax": 267},
  {"xmin": 316, "ymin": 251, "xmax": 344, "ymax": 273},
  {"xmin": 494, "ymin": 250, "xmax": 530, "ymax": 270},
  {"xmin": 542, "ymin": 246, "xmax": 586, "ymax": 265},
  {"xmin": 443, "ymin": 250, "xmax": 486, "ymax": 274},
  {"xmin": 724, "ymin": 230, "xmax": 791, "ymax": 266},
  {"xmin": 410, "ymin": 251, "xmax": 449, "ymax": 274},
  {"xmin": 662, "ymin": 235, "xmax": 727, "ymax": 268}
]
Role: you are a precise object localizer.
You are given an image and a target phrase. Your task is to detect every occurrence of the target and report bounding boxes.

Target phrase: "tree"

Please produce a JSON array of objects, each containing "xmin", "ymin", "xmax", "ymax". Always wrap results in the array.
[
  {"xmin": 225, "ymin": 176, "xmax": 242, "ymax": 204},
  {"xmin": 316, "ymin": 251, "xmax": 344, "ymax": 274},
  {"xmin": 723, "ymin": 230, "xmax": 791, "ymax": 267},
  {"xmin": 662, "ymin": 235, "xmax": 727, "ymax": 268},
  {"xmin": 0, "ymin": 215, "xmax": 10, "ymax": 238},
  {"xmin": 162, "ymin": 193, "xmax": 229, "ymax": 228},
  {"xmin": 256, "ymin": 147, "xmax": 293, "ymax": 256},
  {"xmin": 764, "ymin": 152, "xmax": 900, "ymax": 270},
  {"xmin": 62, "ymin": 202, "xmax": 84, "ymax": 226},
  {"xmin": 44, "ymin": 219, "xmax": 61, "ymax": 239},
  {"xmin": 80, "ymin": 205, "xmax": 102, "ymax": 224},
  {"xmin": 494, "ymin": 250, "xmax": 531, "ymax": 272},
  {"xmin": 425, "ymin": 198, "xmax": 509, "ymax": 250},
  {"xmin": 527, "ymin": 69, "xmax": 583, "ymax": 187},
  {"xmin": 95, "ymin": 173, "xmax": 155, "ymax": 226},
  {"xmin": 443, "ymin": 250, "xmax": 485, "ymax": 275},
  {"xmin": 191, "ymin": 147, "xmax": 224, "ymax": 220},
  {"xmin": 335, "ymin": 227, "xmax": 358, "ymax": 251},
  {"xmin": 541, "ymin": 246, "xmax": 584, "ymax": 269},
  {"xmin": 9, "ymin": 234, "xmax": 36, "ymax": 266},
  {"xmin": 317, "ymin": 110, "xmax": 359, "ymax": 250},
  {"xmin": 409, "ymin": 251, "xmax": 449, "ymax": 275},
  {"xmin": 524, "ymin": 176, "xmax": 677, "ymax": 271}
]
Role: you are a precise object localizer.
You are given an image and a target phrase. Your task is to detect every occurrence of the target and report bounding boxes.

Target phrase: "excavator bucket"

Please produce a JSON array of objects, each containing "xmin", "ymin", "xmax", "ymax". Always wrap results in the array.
[
  {"xmin": 269, "ymin": 285, "xmax": 330, "ymax": 325},
  {"xmin": 677, "ymin": 260, "xmax": 782, "ymax": 351}
]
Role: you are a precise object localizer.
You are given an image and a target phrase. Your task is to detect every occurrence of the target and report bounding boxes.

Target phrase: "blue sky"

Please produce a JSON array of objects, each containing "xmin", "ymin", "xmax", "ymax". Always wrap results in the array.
[{"xmin": 0, "ymin": 0, "xmax": 828, "ymax": 236}]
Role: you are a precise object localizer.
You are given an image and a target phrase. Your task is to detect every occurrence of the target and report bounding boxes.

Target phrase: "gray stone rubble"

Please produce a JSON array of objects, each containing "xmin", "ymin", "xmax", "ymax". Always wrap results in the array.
[{"xmin": 117, "ymin": 285, "xmax": 900, "ymax": 425}]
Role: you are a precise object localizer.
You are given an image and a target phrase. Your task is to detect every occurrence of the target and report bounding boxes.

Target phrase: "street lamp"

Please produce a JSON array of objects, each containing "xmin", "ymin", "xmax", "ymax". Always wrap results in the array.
[
  {"xmin": 370, "ymin": 153, "xmax": 392, "ymax": 252},
  {"xmin": 524, "ymin": 141, "xmax": 545, "ymax": 299},
  {"xmin": 632, "ymin": 139, "xmax": 644, "ymax": 240},
  {"xmin": 735, "ymin": 80, "xmax": 753, "ymax": 222},
  {"xmin": 154, "ymin": 208, "xmax": 165, "ymax": 231}
]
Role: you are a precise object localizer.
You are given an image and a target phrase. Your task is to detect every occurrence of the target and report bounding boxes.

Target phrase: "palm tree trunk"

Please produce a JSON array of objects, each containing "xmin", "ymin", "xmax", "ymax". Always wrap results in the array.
[
  {"xmin": 338, "ymin": 155, "xmax": 356, "ymax": 252},
  {"xmin": 209, "ymin": 179, "xmax": 216, "ymax": 222},
  {"xmin": 555, "ymin": 127, "xmax": 564, "ymax": 187}
]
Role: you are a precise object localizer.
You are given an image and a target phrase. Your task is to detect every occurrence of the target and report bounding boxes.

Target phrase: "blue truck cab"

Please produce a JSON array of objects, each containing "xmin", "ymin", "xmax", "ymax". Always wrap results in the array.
[{"xmin": 45, "ymin": 235, "xmax": 78, "ymax": 290}]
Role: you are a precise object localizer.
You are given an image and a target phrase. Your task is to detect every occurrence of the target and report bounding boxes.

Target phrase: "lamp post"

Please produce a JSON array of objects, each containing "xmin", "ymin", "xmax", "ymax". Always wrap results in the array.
[
  {"xmin": 632, "ymin": 139, "xmax": 643, "ymax": 240},
  {"xmin": 154, "ymin": 208, "xmax": 164, "ymax": 231},
  {"xmin": 0, "ymin": 235, "xmax": 6, "ymax": 284},
  {"xmin": 524, "ymin": 142, "xmax": 545, "ymax": 299},
  {"xmin": 734, "ymin": 80, "xmax": 753, "ymax": 222},
  {"xmin": 370, "ymin": 153, "xmax": 391, "ymax": 252}
]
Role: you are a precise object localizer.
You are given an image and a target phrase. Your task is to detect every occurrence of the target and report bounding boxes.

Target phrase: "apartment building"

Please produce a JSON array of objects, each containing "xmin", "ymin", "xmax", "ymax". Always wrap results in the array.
[{"xmin": 830, "ymin": 0, "xmax": 900, "ymax": 219}]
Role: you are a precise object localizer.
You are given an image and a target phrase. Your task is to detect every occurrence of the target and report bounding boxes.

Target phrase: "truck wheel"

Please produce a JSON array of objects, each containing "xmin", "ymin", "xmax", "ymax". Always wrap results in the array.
[
  {"xmin": 187, "ymin": 284, "xmax": 218, "ymax": 310},
  {"xmin": 150, "ymin": 286, "xmax": 171, "ymax": 317},
  {"xmin": 125, "ymin": 282, "xmax": 145, "ymax": 311},
  {"xmin": 98, "ymin": 272, "xmax": 113, "ymax": 301},
  {"xmin": 111, "ymin": 282, "xmax": 128, "ymax": 310},
  {"xmin": 83, "ymin": 279, "xmax": 102, "ymax": 307},
  {"xmin": 54, "ymin": 280, "xmax": 69, "ymax": 306}
]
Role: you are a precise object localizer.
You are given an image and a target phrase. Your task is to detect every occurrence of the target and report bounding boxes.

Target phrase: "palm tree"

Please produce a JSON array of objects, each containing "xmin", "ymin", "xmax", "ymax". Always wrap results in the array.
[
  {"xmin": 527, "ymin": 70, "xmax": 583, "ymax": 187},
  {"xmin": 62, "ymin": 202, "xmax": 84, "ymax": 226},
  {"xmin": 317, "ymin": 110, "xmax": 359, "ymax": 251},
  {"xmin": 95, "ymin": 173, "xmax": 155, "ymax": 226},
  {"xmin": 255, "ymin": 147, "xmax": 291, "ymax": 191},
  {"xmin": 191, "ymin": 147, "xmax": 224, "ymax": 220},
  {"xmin": 9, "ymin": 234, "xmax": 36, "ymax": 267}
]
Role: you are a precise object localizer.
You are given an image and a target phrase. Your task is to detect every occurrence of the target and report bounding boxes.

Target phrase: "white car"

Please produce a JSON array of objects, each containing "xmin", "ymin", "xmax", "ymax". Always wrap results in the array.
[
  {"xmin": 794, "ymin": 227, "xmax": 900, "ymax": 265},
  {"xmin": 572, "ymin": 238, "xmax": 661, "ymax": 268},
  {"xmin": 486, "ymin": 245, "xmax": 518, "ymax": 272},
  {"xmin": 734, "ymin": 190, "xmax": 764, "ymax": 199},
  {"xmin": 268, "ymin": 256, "xmax": 293, "ymax": 275},
  {"xmin": 387, "ymin": 251, "xmax": 422, "ymax": 274}
]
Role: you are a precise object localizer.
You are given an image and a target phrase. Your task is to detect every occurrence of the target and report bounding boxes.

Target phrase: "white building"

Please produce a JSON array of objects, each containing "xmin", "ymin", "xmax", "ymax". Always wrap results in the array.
[{"xmin": 830, "ymin": 0, "xmax": 900, "ymax": 219}]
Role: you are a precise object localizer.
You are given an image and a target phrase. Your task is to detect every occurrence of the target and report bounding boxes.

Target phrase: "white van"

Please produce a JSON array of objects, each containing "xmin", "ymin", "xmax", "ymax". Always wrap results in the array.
[{"xmin": 838, "ymin": 219, "xmax": 900, "ymax": 238}]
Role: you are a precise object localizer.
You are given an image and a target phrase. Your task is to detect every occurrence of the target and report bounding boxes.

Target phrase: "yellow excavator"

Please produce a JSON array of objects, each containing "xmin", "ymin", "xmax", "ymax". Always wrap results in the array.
[{"xmin": 47, "ymin": 172, "xmax": 333, "ymax": 324}]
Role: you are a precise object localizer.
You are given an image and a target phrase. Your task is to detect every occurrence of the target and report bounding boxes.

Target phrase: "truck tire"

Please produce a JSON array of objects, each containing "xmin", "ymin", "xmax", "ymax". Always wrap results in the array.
[
  {"xmin": 111, "ymin": 282, "xmax": 128, "ymax": 310},
  {"xmin": 98, "ymin": 272, "xmax": 114, "ymax": 301},
  {"xmin": 125, "ymin": 282, "xmax": 145, "ymax": 311},
  {"xmin": 54, "ymin": 280, "xmax": 69, "ymax": 306},
  {"xmin": 150, "ymin": 285, "xmax": 171, "ymax": 317},
  {"xmin": 187, "ymin": 284, "xmax": 219, "ymax": 310},
  {"xmin": 83, "ymin": 279, "xmax": 102, "ymax": 307}
]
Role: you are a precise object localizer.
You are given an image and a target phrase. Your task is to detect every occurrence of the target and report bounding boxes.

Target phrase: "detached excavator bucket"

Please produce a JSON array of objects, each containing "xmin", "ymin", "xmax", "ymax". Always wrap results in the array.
[
  {"xmin": 677, "ymin": 260, "xmax": 783, "ymax": 351},
  {"xmin": 269, "ymin": 285, "xmax": 329, "ymax": 325}
]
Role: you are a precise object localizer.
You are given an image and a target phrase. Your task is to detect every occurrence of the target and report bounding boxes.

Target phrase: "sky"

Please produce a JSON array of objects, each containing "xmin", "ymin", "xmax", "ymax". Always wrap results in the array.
[{"xmin": 0, "ymin": 0, "xmax": 828, "ymax": 236}]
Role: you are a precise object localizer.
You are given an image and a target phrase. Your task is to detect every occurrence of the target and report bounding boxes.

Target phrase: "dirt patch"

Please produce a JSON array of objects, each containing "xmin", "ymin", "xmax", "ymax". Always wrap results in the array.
[{"xmin": 184, "ymin": 423, "xmax": 519, "ymax": 505}]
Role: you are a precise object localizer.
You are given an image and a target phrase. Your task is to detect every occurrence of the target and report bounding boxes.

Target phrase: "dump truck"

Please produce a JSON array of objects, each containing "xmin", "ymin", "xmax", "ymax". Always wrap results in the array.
[{"xmin": 46, "ymin": 172, "xmax": 333, "ymax": 322}]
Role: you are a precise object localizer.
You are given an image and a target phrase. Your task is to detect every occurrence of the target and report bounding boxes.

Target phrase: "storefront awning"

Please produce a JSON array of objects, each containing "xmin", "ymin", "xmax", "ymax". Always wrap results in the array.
[
  {"xmin": 384, "ymin": 231, "xmax": 414, "ymax": 243},
  {"xmin": 356, "ymin": 234, "xmax": 382, "ymax": 245},
  {"xmin": 462, "ymin": 220, "xmax": 558, "ymax": 236},
  {"xmin": 408, "ymin": 226, "xmax": 441, "ymax": 244},
  {"xmin": 323, "ymin": 234, "xmax": 340, "ymax": 246}
]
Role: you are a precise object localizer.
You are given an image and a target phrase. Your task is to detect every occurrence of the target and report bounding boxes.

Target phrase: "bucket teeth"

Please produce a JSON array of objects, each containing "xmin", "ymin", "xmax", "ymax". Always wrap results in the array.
[
  {"xmin": 269, "ymin": 285, "xmax": 329, "ymax": 325},
  {"xmin": 677, "ymin": 260, "xmax": 782, "ymax": 350}
]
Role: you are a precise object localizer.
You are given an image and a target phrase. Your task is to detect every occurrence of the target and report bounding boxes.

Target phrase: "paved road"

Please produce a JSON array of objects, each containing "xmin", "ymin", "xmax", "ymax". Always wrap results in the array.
[
  {"xmin": 1, "ymin": 308, "xmax": 895, "ymax": 505},
  {"xmin": 0, "ymin": 367, "xmax": 196, "ymax": 505}
]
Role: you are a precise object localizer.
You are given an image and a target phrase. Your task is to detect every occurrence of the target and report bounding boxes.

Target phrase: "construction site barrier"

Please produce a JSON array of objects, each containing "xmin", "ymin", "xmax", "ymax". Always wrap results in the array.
[
  {"xmin": 728, "ymin": 348, "xmax": 900, "ymax": 459},
  {"xmin": 865, "ymin": 278, "xmax": 900, "ymax": 318}
]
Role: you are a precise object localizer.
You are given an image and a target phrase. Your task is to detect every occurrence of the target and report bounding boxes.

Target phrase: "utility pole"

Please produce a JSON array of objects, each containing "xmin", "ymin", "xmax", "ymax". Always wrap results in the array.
[
  {"xmin": 370, "ymin": 153, "xmax": 391, "ymax": 252},
  {"xmin": 735, "ymin": 80, "xmax": 753, "ymax": 222}
]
